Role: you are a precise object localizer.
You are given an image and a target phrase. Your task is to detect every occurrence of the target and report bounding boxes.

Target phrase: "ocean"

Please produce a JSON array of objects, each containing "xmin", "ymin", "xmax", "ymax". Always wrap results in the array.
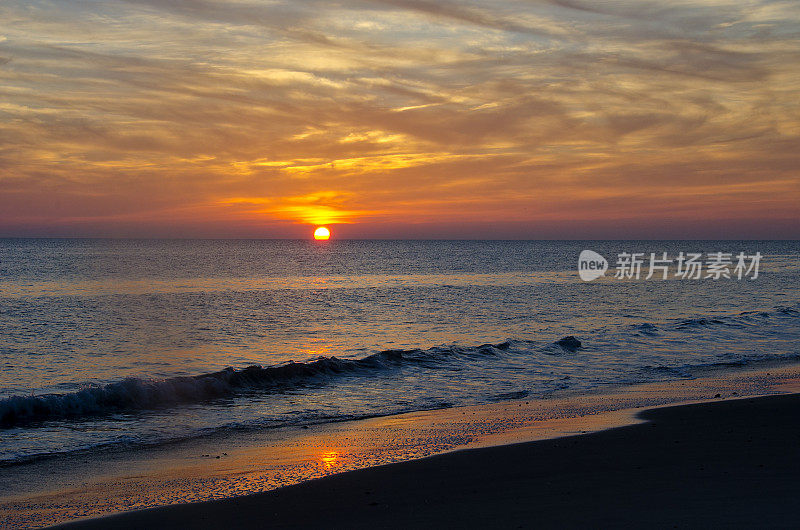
[{"xmin": 1, "ymin": 239, "xmax": 798, "ymax": 466}]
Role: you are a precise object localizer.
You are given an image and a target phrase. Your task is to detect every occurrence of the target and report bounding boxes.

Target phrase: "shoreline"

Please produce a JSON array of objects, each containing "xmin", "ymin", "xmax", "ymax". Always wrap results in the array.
[
  {"xmin": 2, "ymin": 362, "xmax": 800, "ymax": 528},
  {"xmin": 55, "ymin": 392, "xmax": 800, "ymax": 529}
]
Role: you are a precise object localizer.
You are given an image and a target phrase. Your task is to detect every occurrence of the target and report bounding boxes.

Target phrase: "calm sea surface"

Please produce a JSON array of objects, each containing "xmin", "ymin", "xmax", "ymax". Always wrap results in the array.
[{"xmin": 1, "ymin": 239, "xmax": 798, "ymax": 464}]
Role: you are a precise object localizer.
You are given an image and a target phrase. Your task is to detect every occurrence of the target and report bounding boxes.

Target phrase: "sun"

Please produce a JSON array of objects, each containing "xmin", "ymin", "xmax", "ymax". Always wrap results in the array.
[{"xmin": 313, "ymin": 226, "xmax": 331, "ymax": 240}]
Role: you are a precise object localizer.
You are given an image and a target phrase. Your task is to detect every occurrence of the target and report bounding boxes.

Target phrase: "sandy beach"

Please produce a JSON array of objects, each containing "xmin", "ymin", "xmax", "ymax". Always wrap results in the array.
[
  {"xmin": 0, "ymin": 363, "xmax": 779, "ymax": 528},
  {"xmin": 51, "ymin": 391, "xmax": 800, "ymax": 529}
]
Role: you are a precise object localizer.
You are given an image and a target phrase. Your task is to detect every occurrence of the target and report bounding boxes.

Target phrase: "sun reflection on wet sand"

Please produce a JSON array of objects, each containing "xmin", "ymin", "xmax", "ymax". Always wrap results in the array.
[{"xmin": 320, "ymin": 450, "xmax": 340, "ymax": 470}]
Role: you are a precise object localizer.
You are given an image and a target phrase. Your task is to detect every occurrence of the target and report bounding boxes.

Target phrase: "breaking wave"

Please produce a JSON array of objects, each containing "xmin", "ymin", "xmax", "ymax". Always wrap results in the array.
[
  {"xmin": 0, "ymin": 339, "xmax": 540, "ymax": 428},
  {"xmin": 2, "ymin": 303, "xmax": 798, "ymax": 429}
]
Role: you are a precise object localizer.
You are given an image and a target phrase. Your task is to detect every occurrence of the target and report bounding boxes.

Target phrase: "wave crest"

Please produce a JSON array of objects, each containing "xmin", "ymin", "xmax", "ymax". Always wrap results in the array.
[{"xmin": 0, "ymin": 341, "xmax": 518, "ymax": 428}]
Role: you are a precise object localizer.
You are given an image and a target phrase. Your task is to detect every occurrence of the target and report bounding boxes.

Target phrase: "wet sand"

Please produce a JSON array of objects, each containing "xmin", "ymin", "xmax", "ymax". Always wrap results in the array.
[{"xmin": 54, "ymin": 392, "xmax": 800, "ymax": 529}]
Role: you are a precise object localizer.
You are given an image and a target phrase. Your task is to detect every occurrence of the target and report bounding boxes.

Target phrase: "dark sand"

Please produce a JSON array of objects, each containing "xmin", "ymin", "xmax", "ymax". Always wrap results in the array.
[{"xmin": 55, "ymin": 394, "xmax": 800, "ymax": 529}]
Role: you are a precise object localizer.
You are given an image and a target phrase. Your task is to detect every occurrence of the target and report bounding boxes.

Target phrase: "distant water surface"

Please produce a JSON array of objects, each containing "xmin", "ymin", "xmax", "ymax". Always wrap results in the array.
[{"xmin": 0, "ymin": 239, "xmax": 798, "ymax": 464}]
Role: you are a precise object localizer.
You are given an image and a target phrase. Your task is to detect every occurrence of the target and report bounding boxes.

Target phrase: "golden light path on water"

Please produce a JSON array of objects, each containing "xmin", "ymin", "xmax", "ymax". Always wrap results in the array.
[
  {"xmin": 2, "ymin": 255, "xmax": 796, "ymax": 299},
  {"xmin": 0, "ymin": 271, "xmax": 582, "ymax": 299}
]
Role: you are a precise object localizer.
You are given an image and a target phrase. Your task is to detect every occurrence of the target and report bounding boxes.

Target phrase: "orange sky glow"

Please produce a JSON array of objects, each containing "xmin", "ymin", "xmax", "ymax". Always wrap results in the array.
[{"xmin": 0, "ymin": 0, "xmax": 798, "ymax": 238}]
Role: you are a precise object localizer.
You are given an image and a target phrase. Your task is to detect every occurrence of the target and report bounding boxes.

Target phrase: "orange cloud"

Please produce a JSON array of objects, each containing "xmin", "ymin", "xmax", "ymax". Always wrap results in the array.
[
  {"xmin": 0, "ymin": 0, "xmax": 798, "ymax": 237},
  {"xmin": 219, "ymin": 192, "xmax": 384, "ymax": 225}
]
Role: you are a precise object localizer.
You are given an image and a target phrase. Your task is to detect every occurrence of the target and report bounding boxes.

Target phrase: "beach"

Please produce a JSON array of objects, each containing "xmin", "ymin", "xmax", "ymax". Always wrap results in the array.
[
  {"xmin": 0, "ymin": 362, "xmax": 797, "ymax": 528},
  {"xmin": 53, "ymin": 391, "xmax": 800, "ymax": 529}
]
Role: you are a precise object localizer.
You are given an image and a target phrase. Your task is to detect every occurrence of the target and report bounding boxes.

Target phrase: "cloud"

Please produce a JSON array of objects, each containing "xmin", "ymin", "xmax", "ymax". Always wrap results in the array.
[
  {"xmin": 365, "ymin": 0, "xmax": 564, "ymax": 37},
  {"xmin": 0, "ymin": 0, "xmax": 798, "ymax": 237}
]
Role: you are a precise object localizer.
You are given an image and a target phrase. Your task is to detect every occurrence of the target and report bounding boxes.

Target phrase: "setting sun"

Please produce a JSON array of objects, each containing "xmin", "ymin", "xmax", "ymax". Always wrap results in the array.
[{"xmin": 313, "ymin": 227, "xmax": 331, "ymax": 240}]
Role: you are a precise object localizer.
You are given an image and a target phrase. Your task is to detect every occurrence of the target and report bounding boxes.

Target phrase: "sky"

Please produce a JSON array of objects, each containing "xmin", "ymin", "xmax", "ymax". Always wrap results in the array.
[{"xmin": 0, "ymin": 0, "xmax": 799, "ymax": 239}]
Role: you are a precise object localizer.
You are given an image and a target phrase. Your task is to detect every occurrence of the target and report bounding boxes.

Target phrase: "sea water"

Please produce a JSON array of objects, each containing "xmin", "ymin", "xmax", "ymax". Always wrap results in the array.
[{"xmin": 0, "ymin": 239, "xmax": 798, "ymax": 465}]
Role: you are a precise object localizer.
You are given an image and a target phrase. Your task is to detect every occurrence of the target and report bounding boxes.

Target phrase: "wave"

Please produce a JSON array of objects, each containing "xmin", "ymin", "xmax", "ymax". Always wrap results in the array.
[
  {"xmin": 539, "ymin": 335, "xmax": 582, "ymax": 355},
  {"xmin": 641, "ymin": 351, "xmax": 800, "ymax": 379},
  {"xmin": 675, "ymin": 317, "xmax": 727, "ymax": 329},
  {"xmin": 0, "ymin": 338, "xmax": 555, "ymax": 428},
  {"xmin": 2, "ymin": 304, "xmax": 797, "ymax": 429},
  {"xmin": 631, "ymin": 322, "xmax": 660, "ymax": 336},
  {"xmin": 668, "ymin": 303, "xmax": 799, "ymax": 331}
]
